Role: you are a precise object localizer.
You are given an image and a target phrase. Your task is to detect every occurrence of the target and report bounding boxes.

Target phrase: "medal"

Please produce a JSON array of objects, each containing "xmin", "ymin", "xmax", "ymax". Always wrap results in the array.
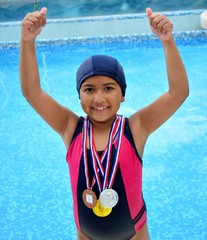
[
  {"xmin": 100, "ymin": 188, "xmax": 119, "ymax": 208},
  {"xmin": 82, "ymin": 189, "xmax": 97, "ymax": 209},
  {"xmin": 93, "ymin": 200, "xmax": 112, "ymax": 217},
  {"xmin": 82, "ymin": 115, "xmax": 125, "ymax": 214}
]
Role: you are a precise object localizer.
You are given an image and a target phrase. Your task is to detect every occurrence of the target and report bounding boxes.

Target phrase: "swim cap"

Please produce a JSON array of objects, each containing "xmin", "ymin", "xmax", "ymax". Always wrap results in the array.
[{"xmin": 76, "ymin": 55, "xmax": 127, "ymax": 96}]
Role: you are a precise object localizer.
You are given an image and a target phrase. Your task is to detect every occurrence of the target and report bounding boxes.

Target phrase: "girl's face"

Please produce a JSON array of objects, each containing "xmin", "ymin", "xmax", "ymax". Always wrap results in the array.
[{"xmin": 80, "ymin": 75, "xmax": 125, "ymax": 124}]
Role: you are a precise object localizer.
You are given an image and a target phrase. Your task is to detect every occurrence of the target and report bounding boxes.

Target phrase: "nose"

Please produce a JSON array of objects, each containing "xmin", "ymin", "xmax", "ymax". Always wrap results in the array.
[{"xmin": 94, "ymin": 90, "xmax": 105, "ymax": 103}]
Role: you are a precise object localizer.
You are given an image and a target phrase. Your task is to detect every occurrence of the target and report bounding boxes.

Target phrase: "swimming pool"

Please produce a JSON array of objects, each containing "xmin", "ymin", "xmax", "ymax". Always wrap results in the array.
[
  {"xmin": 0, "ymin": 0, "xmax": 207, "ymax": 22},
  {"xmin": 0, "ymin": 29, "xmax": 207, "ymax": 239}
]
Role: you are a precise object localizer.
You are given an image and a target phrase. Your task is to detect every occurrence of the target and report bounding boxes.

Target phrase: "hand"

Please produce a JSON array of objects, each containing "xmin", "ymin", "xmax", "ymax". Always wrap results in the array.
[
  {"xmin": 21, "ymin": 7, "xmax": 47, "ymax": 42},
  {"xmin": 146, "ymin": 8, "xmax": 173, "ymax": 42}
]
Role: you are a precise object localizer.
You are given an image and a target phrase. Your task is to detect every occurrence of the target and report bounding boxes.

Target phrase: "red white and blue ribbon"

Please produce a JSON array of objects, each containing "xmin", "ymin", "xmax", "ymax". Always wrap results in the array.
[{"xmin": 82, "ymin": 115, "xmax": 125, "ymax": 193}]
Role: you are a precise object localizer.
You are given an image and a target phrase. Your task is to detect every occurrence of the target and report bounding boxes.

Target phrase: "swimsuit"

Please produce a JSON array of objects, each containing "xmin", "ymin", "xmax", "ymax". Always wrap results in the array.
[{"xmin": 66, "ymin": 117, "xmax": 147, "ymax": 240}]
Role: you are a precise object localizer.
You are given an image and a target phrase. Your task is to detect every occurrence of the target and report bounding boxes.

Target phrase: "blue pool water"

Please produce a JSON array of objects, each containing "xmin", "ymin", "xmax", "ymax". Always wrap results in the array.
[
  {"xmin": 0, "ymin": 31, "xmax": 207, "ymax": 239},
  {"xmin": 0, "ymin": 0, "xmax": 207, "ymax": 22}
]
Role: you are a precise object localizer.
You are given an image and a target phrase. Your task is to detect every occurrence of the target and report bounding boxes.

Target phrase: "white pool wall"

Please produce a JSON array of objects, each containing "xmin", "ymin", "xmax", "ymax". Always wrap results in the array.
[{"xmin": 0, "ymin": 10, "xmax": 205, "ymax": 42}]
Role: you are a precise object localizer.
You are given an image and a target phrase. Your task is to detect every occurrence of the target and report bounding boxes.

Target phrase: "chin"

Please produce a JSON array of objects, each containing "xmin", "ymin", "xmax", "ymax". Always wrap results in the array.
[{"xmin": 89, "ymin": 115, "xmax": 116, "ymax": 124}]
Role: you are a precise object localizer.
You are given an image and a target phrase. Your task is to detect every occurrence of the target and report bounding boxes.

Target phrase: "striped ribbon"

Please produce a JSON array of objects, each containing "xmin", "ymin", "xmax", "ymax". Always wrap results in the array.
[{"xmin": 82, "ymin": 115, "xmax": 125, "ymax": 193}]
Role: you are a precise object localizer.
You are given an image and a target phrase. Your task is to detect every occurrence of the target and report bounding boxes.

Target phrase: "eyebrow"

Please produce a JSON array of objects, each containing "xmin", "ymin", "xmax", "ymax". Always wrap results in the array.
[{"xmin": 81, "ymin": 82, "xmax": 117, "ymax": 88}]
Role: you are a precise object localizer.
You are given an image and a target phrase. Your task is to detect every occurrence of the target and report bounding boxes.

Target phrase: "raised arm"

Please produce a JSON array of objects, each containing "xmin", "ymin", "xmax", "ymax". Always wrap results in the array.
[
  {"xmin": 129, "ymin": 8, "xmax": 189, "ymax": 144},
  {"xmin": 20, "ymin": 8, "xmax": 79, "ymax": 148}
]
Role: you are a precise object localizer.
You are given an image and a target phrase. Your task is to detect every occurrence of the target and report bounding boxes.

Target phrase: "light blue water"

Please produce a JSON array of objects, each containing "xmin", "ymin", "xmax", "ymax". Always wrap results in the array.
[
  {"xmin": 0, "ymin": 32, "xmax": 207, "ymax": 239},
  {"xmin": 0, "ymin": 0, "xmax": 207, "ymax": 22}
]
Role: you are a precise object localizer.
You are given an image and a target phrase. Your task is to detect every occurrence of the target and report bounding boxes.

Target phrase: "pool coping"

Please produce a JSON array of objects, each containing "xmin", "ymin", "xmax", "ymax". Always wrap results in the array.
[{"xmin": 0, "ymin": 9, "xmax": 206, "ymax": 43}]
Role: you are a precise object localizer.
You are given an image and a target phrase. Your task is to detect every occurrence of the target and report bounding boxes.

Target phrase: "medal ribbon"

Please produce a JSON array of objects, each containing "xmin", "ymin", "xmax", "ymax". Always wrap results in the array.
[
  {"xmin": 83, "ymin": 117, "xmax": 96, "ymax": 189},
  {"xmin": 107, "ymin": 116, "xmax": 125, "ymax": 189},
  {"xmin": 83, "ymin": 117, "xmax": 108, "ymax": 190},
  {"xmin": 83, "ymin": 115, "xmax": 125, "ymax": 193},
  {"xmin": 102, "ymin": 116, "xmax": 122, "ymax": 191},
  {"xmin": 91, "ymin": 115, "xmax": 121, "ymax": 176},
  {"xmin": 89, "ymin": 116, "xmax": 121, "ymax": 193}
]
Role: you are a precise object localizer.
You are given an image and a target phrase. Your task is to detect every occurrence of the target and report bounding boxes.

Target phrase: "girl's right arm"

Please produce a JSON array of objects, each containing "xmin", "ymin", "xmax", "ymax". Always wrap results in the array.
[{"xmin": 20, "ymin": 8, "xmax": 79, "ymax": 148}]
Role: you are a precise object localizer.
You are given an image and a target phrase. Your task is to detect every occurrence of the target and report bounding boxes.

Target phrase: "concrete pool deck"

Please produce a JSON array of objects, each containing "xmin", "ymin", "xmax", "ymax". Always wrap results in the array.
[{"xmin": 0, "ymin": 9, "xmax": 205, "ymax": 42}]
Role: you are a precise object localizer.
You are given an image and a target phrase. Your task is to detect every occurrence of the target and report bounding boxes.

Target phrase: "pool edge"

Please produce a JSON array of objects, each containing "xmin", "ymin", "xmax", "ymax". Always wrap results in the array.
[{"xmin": 0, "ymin": 10, "xmax": 206, "ymax": 43}]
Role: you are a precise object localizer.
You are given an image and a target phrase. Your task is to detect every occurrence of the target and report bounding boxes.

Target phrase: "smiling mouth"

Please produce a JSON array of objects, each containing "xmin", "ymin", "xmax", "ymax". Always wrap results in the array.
[{"xmin": 93, "ymin": 107, "xmax": 108, "ymax": 111}]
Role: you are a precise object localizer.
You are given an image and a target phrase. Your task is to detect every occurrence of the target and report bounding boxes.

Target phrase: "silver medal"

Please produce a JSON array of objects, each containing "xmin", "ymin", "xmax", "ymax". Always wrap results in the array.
[{"xmin": 99, "ymin": 189, "xmax": 119, "ymax": 208}]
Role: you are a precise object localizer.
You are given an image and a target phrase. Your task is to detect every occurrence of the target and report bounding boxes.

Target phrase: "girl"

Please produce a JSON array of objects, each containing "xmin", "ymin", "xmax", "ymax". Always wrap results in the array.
[{"xmin": 20, "ymin": 7, "xmax": 189, "ymax": 240}]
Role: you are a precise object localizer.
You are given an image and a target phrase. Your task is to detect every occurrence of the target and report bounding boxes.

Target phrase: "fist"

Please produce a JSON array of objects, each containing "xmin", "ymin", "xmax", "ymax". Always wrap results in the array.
[
  {"xmin": 21, "ymin": 7, "xmax": 47, "ymax": 41},
  {"xmin": 146, "ymin": 8, "xmax": 173, "ymax": 41}
]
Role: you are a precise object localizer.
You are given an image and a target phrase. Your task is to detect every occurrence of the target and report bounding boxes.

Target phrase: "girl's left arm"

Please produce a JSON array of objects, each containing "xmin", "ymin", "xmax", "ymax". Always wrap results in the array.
[{"xmin": 129, "ymin": 8, "xmax": 189, "ymax": 138}]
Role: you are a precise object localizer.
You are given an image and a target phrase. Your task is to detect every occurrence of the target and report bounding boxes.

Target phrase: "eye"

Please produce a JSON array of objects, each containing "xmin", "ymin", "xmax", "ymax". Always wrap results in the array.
[
  {"xmin": 105, "ymin": 86, "xmax": 114, "ymax": 92},
  {"xmin": 83, "ymin": 87, "xmax": 94, "ymax": 93}
]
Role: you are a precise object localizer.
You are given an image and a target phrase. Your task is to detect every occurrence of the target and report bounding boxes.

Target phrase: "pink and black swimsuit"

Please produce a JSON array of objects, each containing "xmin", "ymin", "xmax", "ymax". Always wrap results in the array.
[{"xmin": 66, "ymin": 116, "xmax": 147, "ymax": 240}]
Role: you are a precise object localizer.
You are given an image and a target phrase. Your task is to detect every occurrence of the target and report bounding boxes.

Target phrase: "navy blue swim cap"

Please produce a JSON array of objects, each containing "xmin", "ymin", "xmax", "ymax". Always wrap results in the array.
[{"xmin": 76, "ymin": 55, "xmax": 127, "ymax": 96}]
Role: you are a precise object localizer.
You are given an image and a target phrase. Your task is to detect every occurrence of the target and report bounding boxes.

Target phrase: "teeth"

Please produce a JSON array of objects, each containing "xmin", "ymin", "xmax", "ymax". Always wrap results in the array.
[{"xmin": 94, "ymin": 107, "xmax": 107, "ymax": 110}]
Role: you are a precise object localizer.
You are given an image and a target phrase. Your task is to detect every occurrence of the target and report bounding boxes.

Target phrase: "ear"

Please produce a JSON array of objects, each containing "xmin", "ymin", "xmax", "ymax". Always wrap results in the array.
[{"xmin": 121, "ymin": 96, "xmax": 125, "ymax": 102}]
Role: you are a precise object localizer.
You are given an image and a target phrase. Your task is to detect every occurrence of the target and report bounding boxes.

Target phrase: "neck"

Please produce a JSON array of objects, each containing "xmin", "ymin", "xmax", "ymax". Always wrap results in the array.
[
  {"xmin": 88, "ymin": 115, "xmax": 117, "ymax": 132},
  {"xmin": 87, "ymin": 115, "xmax": 117, "ymax": 151}
]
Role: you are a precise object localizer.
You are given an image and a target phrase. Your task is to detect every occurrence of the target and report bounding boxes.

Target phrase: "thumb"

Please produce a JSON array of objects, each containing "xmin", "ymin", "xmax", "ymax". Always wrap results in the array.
[
  {"xmin": 40, "ymin": 7, "xmax": 47, "ymax": 14},
  {"xmin": 146, "ymin": 7, "xmax": 153, "ymax": 17}
]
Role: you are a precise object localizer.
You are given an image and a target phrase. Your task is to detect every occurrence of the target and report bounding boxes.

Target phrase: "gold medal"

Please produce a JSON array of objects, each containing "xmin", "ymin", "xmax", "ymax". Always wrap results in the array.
[
  {"xmin": 82, "ymin": 189, "xmax": 97, "ymax": 209},
  {"xmin": 93, "ymin": 199, "xmax": 112, "ymax": 217}
]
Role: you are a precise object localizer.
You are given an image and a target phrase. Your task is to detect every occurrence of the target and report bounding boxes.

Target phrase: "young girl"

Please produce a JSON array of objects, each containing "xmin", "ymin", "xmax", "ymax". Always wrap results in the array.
[{"xmin": 20, "ymin": 7, "xmax": 189, "ymax": 240}]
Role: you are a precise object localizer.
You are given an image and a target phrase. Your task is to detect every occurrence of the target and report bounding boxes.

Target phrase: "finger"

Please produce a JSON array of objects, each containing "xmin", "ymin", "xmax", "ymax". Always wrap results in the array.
[
  {"xmin": 146, "ymin": 7, "xmax": 153, "ymax": 17},
  {"xmin": 32, "ymin": 11, "xmax": 46, "ymax": 28},
  {"xmin": 161, "ymin": 22, "xmax": 173, "ymax": 34},
  {"xmin": 40, "ymin": 7, "xmax": 47, "ymax": 26},
  {"xmin": 150, "ymin": 15, "xmax": 169, "ymax": 31},
  {"xmin": 22, "ymin": 14, "xmax": 44, "ymax": 33},
  {"xmin": 156, "ymin": 17, "xmax": 169, "ymax": 32},
  {"xmin": 150, "ymin": 14, "xmax": 161, "ymax": 29},
  {"xmin": 40, "ymin": 7, "xmax": 47, "ymax": 14},
  {"xmin": 28, "ymin": 15, "xmax": 42, "ymax": 29},
  {"xmin": 22, "ymin": 16, "xmax": 37, "ymax": 32}
]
